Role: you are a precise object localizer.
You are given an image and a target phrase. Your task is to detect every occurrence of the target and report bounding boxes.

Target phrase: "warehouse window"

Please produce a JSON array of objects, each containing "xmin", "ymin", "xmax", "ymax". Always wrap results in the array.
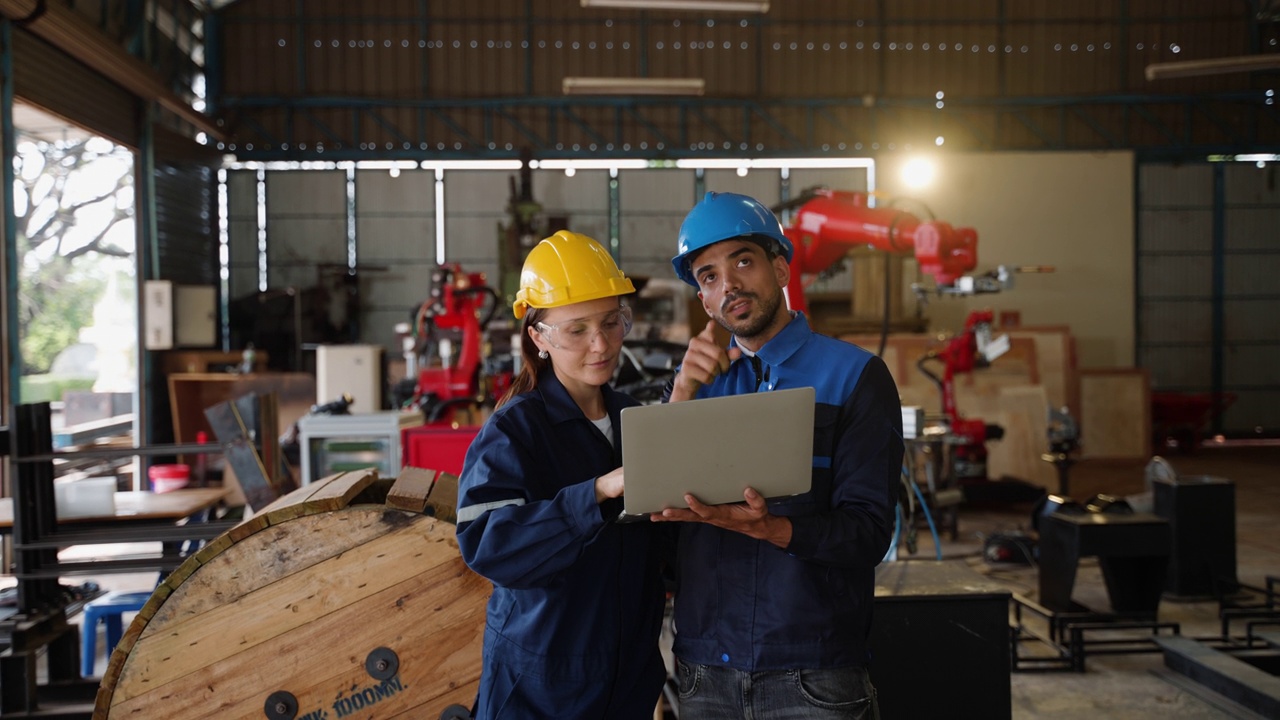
[{"xmin": 12, "ymin": 114, "xmax": 138, "ymax": 436}]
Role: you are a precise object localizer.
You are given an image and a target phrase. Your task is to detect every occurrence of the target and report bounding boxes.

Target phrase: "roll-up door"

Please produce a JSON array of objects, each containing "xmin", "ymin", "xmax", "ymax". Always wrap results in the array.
[{"xmin": 10, "ymin": 25, "xmax": 139, "ymax": 148}]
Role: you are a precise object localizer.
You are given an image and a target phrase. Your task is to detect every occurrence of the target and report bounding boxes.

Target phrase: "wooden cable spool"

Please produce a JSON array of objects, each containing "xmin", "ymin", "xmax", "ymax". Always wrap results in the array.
[{"xmin": 93, "ymin": 467, "xmax": 487, "ymax": 720}]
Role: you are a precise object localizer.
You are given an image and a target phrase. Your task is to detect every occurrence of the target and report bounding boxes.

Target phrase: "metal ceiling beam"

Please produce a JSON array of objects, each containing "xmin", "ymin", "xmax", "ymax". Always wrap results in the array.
[
  {"xmin": 217, "ymin": 92, "xmax": 1280, "ymax": 161},
  {"xmin": 0, "ymin": 0, "xmax": 223, "ymax": 142}
]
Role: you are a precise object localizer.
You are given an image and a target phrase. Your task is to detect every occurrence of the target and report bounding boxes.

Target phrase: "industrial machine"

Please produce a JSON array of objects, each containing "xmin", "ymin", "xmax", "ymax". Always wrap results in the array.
[
  {"xmin": 778, "ymin": 188, "xmax": 1049, "ymax": 484},
  {"xmin": 400, "ymin": 264, "xmax": 509, "ymax": 424},
  {"xmin": 497, "ymin": 149, "xmax": 569, "ymax": 307},
  {"xmin": 781, "ymin": 189, "xmax": 1011, "ymax": 311},
  {"xmin": 915, "ymin": 309, "xmax": 1010, "ymax": 483}
]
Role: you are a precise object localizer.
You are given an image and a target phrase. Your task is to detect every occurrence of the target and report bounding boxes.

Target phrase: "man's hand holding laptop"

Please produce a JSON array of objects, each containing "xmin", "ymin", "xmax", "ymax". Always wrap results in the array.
[{"xmin": 650, "ymin": 487, "xmax": 794, "ymax": 549}]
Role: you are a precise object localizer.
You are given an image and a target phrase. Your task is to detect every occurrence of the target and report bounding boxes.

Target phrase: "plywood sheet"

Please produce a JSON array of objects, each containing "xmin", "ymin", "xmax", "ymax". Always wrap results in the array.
[
  {"xmin": 1079, "ymin": 368, "xmax": 1151, "ymax": 460},
  {"xmin": 838, "ymin": 332, "xmax": 1039, "ymax": 416},
  {"xmin": 964, "ymin": 384, "xmax": 1057, "ymax": 491},
  {"xmin": 1006, "ymin": 327, "xmax": 1078, "ymax": 413}
]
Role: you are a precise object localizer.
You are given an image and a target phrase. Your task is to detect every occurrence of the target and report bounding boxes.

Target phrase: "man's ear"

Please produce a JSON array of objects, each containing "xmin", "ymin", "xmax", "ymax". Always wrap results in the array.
[{"xmin": 772, "ymin": 253, "xmax": 791, "ymax": 289}]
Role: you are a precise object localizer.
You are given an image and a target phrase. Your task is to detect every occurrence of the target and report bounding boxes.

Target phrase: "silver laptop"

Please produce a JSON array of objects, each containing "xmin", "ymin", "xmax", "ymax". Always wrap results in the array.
[{"xmin": 618, "ymin": 386, "xmax": 815, "ymax": 520}]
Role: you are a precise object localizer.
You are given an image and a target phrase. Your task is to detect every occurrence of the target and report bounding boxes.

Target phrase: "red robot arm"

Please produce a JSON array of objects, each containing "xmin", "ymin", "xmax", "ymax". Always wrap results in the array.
[{"xmin": 782, "ymin": 190, "xmax": 979, "ymax": 313}]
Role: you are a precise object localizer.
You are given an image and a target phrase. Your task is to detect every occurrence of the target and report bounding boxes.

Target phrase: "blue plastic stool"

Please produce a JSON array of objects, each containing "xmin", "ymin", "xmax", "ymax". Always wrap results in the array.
[{"xmin": 81, "ymin": 590, "xmax": 152, "ymax": 677}]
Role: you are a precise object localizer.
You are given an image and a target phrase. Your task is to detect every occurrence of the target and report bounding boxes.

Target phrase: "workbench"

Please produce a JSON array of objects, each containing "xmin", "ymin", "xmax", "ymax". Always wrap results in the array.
[{"xmin": 871, "ymin": 560, "xmax": 1012, "ymax": 719}]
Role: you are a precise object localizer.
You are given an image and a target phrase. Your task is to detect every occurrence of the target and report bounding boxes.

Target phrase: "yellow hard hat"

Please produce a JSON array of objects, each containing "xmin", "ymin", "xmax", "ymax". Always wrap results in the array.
[{"xmin": 513, "ymin": 231, "xmax": 636, "ymax": 320}]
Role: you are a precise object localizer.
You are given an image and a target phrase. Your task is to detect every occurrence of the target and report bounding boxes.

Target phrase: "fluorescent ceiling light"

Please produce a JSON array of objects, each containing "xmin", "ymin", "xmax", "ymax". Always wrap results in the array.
[
  {"xmin": 582, "ymin": 0, "xmax": 768, "ymax": 11},
  {"xmin": 751, "ymin": 157, "xmax": 876, "ymax": 169},
  {"xmin": 356, "ymin": 161, "xmax": 419, "ymax": 170},
  {"xmin": 563, "ymin": 77, "xmax": 705, "ymax": 96},
  {"xmin": 1145, "ymin": 54, "xmax": 1280, "ymax": 81},
  {"xmin": 675, "ymin": 159, "xmax": 746, "ymax": 169},
  {"xmin": 676, "ymin": 157, "xmax": 875, "ymax": 170},
  {"xmin": 419, "ymin": 160, "xmax": 524, "ymax": 170},
  {"xmin": 535, "ymin": 159, "xmax": 652, "ymax": 170}
]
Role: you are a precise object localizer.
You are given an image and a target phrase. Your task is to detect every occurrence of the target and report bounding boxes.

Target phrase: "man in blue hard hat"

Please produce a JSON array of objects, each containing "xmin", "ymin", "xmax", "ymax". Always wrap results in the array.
[{"xmin": 654, "ymin": 191, "xmax": 903, "ymax": 719}]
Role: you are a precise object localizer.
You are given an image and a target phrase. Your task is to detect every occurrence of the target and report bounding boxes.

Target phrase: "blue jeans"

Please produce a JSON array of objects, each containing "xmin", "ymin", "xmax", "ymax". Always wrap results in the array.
[{"xmin": 676, "ymin": 660, "xmax": 880, "ymax": 720}]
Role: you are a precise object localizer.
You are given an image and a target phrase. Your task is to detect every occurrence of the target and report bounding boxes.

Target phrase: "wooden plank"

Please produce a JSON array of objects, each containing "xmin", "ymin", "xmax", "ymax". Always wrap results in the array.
[
  {"xmin": 426, "ymin": 472, "xmax": 460, "ymax": 523},
  {"xmin": 1006, "ymin": 326, "xmax": 1077, "ymax": 413},
  {"xmin": 108, "ymin": 554, "xmax": 487, "ymax": 719},
  {"xmin": 302, "ymin": 468, "xmax": 380, "ymax": 511},
  {"xmin": 850, "ymin": 251, "xmax": 906, "ymax": 322},
  {"xmin": 141, "ymin": 507, "xmax": 421, "ymax": 635},
  {"xmin": 838, "ymin": 333, "xmax": 1040, "ymax": 419},
  {"xmin": 1079, "ymin": 368, "xmax": 1151, "ymax": 460},
  {"xmin": 967, "ymin": 385, "xmax": 1057, "ymax": 491},
  {"xmin": 387, "ymin": 466, "xmax": 437, "ymax": 514},
  {"xmin": 115, "ymin": 517, "xmax": 462, "ymax": 702}
]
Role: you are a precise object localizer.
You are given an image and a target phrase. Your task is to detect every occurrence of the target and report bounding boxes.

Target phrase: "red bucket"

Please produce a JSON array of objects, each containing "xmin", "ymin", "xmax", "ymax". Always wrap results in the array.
[{"xmin": 149, "ymin": 464, "xmax": 190, "ymax": 494}]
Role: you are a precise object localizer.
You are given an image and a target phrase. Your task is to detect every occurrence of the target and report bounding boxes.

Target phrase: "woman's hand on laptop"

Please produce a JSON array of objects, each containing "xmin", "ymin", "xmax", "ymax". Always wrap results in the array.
[
  {"xmin": 650, "ymin": 487, "xmax": 793, "ymax": 549},
  {"xmin": 670, "ymin": 321, "xmax": 741, "ymax": 402},
  {"xmin": 595, "ymin": 467, "xmax": 625, "ymax": 504}
]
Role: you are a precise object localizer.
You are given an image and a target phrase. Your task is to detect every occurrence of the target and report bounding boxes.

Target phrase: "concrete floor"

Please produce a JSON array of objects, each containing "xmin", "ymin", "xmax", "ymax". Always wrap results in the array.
[{"xmin": 903, "ymin": 443, "xmax": 1280, "ymax": 720}]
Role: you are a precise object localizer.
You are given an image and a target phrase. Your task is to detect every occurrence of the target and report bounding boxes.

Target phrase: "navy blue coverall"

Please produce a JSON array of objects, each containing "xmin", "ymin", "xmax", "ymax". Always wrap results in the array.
[
  {"xmin": 666, "ymin": 312, "xmax": 903, "ymax": 672},
  {"xmin": 456, "ymin": 370, "xmax": 667, "ymax": 719}
]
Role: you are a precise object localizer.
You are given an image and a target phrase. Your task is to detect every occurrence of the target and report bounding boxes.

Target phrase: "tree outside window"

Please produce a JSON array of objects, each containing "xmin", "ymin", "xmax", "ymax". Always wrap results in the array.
[{"xmin": 13, "ymin": 134, "xmax": 137, "ymax": 409}]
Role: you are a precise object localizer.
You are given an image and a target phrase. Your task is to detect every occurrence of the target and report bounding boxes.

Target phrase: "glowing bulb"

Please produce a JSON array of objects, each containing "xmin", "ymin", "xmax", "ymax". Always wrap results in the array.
[
  {"xmin": 736, "ymin": 166, "xmax": 749, "ymax": 177},
  {"xmin": 901, "ymin": 157, "xmax": 937, "ymax": 190},
  {"xmin": 564, "ymin": 167, "xmax": 576, "ymax": 177}
]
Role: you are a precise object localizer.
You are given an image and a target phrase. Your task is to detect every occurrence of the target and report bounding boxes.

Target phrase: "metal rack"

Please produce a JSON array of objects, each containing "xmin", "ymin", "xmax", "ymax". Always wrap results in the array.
[{"xmin": 1, "ymin": 402, "xmax": 237, "ymax": 717}]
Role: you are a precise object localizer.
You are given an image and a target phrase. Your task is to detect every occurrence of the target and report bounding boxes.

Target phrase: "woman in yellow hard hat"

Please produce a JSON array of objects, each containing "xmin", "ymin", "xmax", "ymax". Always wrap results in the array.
[{"xmin": 455, "ymin": 231, "xmax": 668, "ymax": 719}]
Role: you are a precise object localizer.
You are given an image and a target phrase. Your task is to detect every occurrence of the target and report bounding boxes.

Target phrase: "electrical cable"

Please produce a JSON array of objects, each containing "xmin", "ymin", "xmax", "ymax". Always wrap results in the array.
[
  {"xmin": 883, "ymin": 502, "xmax": 902, "ymax": 563},
  {"xmin": 906, "ymin": 469, "xmax": 943, "ymax": 560}
]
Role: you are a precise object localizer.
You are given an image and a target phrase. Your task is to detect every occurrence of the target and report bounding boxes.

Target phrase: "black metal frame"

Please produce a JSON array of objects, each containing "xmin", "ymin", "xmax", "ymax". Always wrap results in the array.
[
  {"xmin": 0, "ymin": 403, "xmax": 236, "ymax": 717},
  {"xmin": 1012, "ymin": 575, "xmax": 1280, "ymax": 674},
  {"xmin": 1011, "ymin": 593, "xmax": 1181, "ymax": 673}
]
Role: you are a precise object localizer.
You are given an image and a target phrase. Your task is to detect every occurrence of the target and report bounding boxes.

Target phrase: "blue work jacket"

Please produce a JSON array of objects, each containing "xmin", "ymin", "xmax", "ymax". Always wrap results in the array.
[
  {"xmin": 667, "ymin": 312, "xmax": 903, "ymax": 672},
  {"xmin": 456, "ymin": 370, "xmax": 667, "ymax": 720}
]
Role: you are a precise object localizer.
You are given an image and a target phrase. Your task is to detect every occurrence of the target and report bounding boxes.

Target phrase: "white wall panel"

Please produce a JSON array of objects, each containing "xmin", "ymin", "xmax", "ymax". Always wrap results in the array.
[
  {"xmin": 1140, "ymin": 301, "xmax": 1212, "ymax": 345},
  {"xmin": 1138, "ymin": 256, "xmax": 1212, "ymax": 298},
  {"xmin": 356, "ymin": 169, "xmax": 436, "ymax": 215},
  {"xmin": 1224, "ymin": 163, "xmax": 1280, "ymax": 203},
  {"xmin": 532, "ymin": 169, "xmax": 609, "ymax": 215},
  {"xmin": 354, "ymin": 169, "xmax": 437, "ymax": 348},
  {"xmin": 789, "ymin": 168, "xmax": 871, "ymax": 194},
  {"xmin": 268, "ymin": 170, "xmax": 347, "ymax": 213},
  {"xmin": 266, "ymin": 171, "xmax": 347, "ymax": 290},
  {"xmin": 879, "ymin": 151, "xmax": 1135, "ymax": 367},
  {"xmin": 618, "ymin": 170, "xmax": 695, "ymax": 281},
  {"xmin": 227, "ymin": 170, "xmax": 260, "ymax": 299},
  {"xmin": 1140, "ymin": 210, "xmax": 1212, "ymax": 253},
  {"xmin": 1140, "ymin": 164, "xmax": 1211, "ymax": 207},
  {"xmin": 703, "ymin": 169, "xmax": 782, "ymax": 203},
  {"xmin": 1225, "ymin": 209, "xmax": 1280, "ymax": 251},
  {"xmin": 1221, "ymin": 164, "xmax": 1280, "ymax": 433},
  {"xmin": 1143, "ymin": 346, "xmax": 1212, "ymax": 388}
]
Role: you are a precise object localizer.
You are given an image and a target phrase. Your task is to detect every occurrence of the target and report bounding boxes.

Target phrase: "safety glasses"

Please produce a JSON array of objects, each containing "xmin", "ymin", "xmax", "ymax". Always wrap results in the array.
[{"xmin": 536, "ymin": 305, "xmax": 633, "ymax": 351}]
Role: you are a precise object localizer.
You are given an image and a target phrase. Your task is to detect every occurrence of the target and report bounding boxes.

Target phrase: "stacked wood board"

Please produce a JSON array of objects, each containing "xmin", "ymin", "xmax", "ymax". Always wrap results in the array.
[
  {"xmin": 93, "ymin": 467, "xmax": 486, "ymax": 720},
  {"xmin": 1078, "ymin": 368, "xmax": 1151, "ymax": 460},
  {"xmin": 840, "ymin": 327, "xmax": 1077, "ymax": 491}
]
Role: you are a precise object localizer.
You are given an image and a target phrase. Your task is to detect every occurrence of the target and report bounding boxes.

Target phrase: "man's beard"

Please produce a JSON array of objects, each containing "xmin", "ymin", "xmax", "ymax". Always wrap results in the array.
[{"xmin": 716, "ymin": 287, "xmax": 783, "ymax": 341}]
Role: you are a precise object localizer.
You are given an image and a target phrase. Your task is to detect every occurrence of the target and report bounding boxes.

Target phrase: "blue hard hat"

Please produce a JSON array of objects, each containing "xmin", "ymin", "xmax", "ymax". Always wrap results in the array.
[{"xmin": 671, "ymin": 191, "xmax": 793, "ymax": 286}]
